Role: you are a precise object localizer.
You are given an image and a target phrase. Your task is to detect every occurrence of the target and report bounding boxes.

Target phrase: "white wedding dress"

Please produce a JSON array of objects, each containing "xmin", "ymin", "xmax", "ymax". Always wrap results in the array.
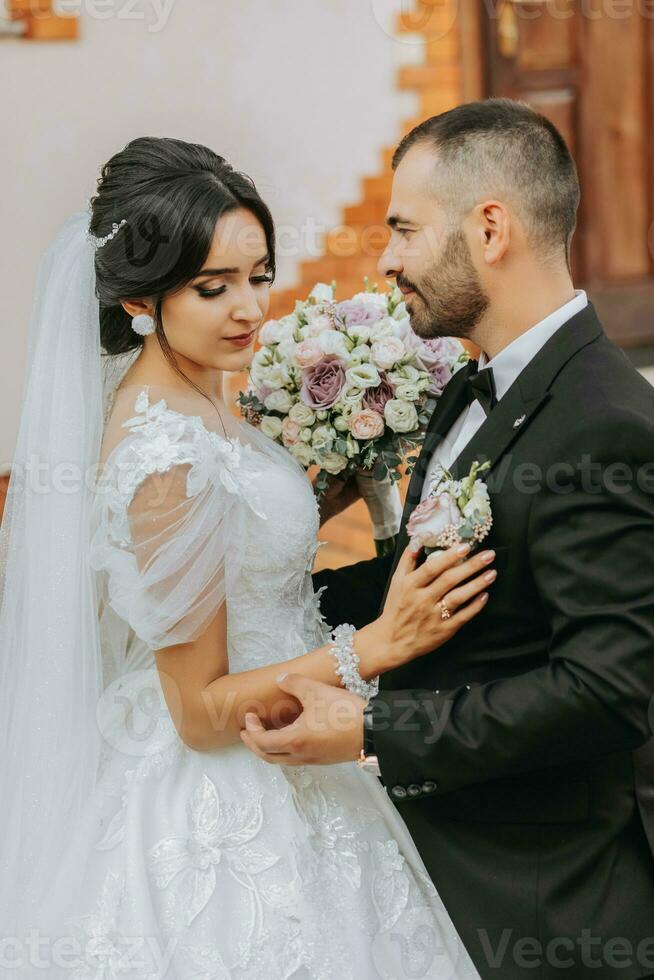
[{"xmin": 31, "ymin": 383, "xmax": 479, "ymax": 980}]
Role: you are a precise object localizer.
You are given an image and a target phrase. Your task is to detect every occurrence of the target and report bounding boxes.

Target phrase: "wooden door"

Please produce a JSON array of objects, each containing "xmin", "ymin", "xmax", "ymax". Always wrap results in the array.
[{"xmin": 483, "ymin": 0, "xmax": 654, "ymax": 348}]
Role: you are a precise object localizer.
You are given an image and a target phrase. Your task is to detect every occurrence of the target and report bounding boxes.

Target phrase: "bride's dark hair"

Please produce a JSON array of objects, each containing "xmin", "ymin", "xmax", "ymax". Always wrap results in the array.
[{"xmin": 88, "ymin": 136, "xmax": 276, "ymax": 393}]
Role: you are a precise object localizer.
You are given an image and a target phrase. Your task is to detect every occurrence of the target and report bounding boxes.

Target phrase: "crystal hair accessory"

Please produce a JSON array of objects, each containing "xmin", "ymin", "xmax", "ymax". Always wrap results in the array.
[
  {"xmin": 86, "ymin": 218, "xmax": 127, "ymax": 249},
  {"xmin": 131, "ymin": 313, "xmax": 156, "ymax": 337}
]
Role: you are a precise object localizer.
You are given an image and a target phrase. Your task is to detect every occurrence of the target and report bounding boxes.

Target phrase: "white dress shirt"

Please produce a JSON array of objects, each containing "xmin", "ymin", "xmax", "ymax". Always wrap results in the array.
[{"xmin": 420, "ymin": 290, "xmax": 589, "ymax": 500}]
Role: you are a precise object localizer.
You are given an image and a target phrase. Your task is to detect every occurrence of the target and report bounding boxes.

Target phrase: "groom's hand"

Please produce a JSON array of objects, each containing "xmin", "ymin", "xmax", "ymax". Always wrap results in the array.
[{"xmin": 239, "ymin": 673, "xmax": 366, "ymax": 765}]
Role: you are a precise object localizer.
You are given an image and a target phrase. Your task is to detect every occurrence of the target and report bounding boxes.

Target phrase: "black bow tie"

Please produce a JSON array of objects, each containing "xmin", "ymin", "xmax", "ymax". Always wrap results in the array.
[{"xmin": 466, "ymin": 365, "xmax": 498, "ymax": 416}]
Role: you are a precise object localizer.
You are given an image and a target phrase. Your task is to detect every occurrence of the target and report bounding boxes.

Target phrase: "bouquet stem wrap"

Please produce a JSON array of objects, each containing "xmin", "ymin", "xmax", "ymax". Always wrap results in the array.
[{"xmin": 355, "ymin": 468, "xmax": 402, "ymax": 553}]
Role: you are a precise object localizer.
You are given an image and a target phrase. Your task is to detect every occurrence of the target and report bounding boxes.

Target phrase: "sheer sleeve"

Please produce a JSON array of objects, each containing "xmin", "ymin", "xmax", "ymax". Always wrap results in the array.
[{"xmin": 90, "ymin": 389, "xmax": 266, "ymax": 650}]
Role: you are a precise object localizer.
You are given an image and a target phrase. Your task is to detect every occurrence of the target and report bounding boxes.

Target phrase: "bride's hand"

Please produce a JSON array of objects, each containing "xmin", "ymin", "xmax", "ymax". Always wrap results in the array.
[{"xmin": 357, "ymin": 543, "xmax": 496, "ymax": 676}]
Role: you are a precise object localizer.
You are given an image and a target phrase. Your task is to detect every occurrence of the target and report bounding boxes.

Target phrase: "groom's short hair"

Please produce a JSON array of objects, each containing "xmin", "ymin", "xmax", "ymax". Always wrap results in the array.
[{"xmin": 393, "ymin": 98, "xmax": 580, "ymax": 264}]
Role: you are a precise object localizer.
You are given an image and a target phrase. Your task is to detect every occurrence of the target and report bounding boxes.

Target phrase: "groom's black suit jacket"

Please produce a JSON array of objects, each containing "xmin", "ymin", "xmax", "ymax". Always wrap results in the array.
[{"xmin": 314, "ymin": 303, "xmax": 654, "ymax": 980}]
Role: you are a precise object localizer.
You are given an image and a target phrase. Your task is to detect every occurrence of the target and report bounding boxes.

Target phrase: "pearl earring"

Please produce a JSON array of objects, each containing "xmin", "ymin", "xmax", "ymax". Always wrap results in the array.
[{"xmin": 131, "ymin": 314, "xmax": 156, "ymax": 337}]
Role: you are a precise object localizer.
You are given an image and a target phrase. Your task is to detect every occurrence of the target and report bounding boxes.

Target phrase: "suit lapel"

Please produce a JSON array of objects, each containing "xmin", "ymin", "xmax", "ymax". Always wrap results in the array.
[
  {"xmin": 385, "ymin": 358, "xmax": 478, "ymax": 584},
  {"xmin": 380, "ymin": 302, "xmax": 605, "ymax": 603},
  {"xmin": 449, "ymin": 301, "xmax": 604, "ymax": 482}
]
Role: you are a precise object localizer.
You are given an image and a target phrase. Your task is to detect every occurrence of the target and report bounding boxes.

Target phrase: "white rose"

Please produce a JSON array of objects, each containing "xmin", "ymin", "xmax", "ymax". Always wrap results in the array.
[
  {"xmin": 370, "ymin": 316, "xmax": 399, "ymax": 341},
  {"xmin": 318, "ymin": 330, "xmax": 351, "ymax": 359},
  {"xmin": 394, "ymin": 382, "xmax": 421, "ymax": 402},
  {"xmin": 333, "ymin": 415, "xmax": 350, "ymax": 432},
  {"xmin": 371, "ymin": 336, "xmax": 405, "ymax": 371},
  {"xmin": 338, "ymin": 385, "xmax": 366, "ymax": 408},
  {"xmin": 299, "ymin": 427, "xmax": 313, "ymax": 443},
  {"xmin": 260, "ymin": 365, "xmax": 287, "ymax": 391},
  {"xmin": 388, "ymin": 364, "xmax": 421, "ymax": 386},
  {"xmin": 305, "ymin": 312, "xmax": 334, "ymax": 337},
  {"xmin": 276, "ymin": 339, "xmax": 296, "ymax": 362},
  {"xmin": 345, "ymin": 435, "xmax": 360, "ymax": 459},
  {"xmin": 349, "ymin": 344, "xmax": 371, "ymax": 363},
  {"xmin": 351, "ymin": 291, "xmax": 388, "ymax": 311},
  {"xmin": 384, "ymin": 398, "xmax": 419, "ymax": 433},
  {"xmin": 258, "ymin": 320, "xmax": 281, "ymax": 345},
  {"xmin": 316, "ymin": 410, "xmax": 328, "ymax": 421},
  {"xmin": 278, "ymin": 314, "xmax": 299, "ymax": 337},
  {"xmin": 260, "ymin": 415, "xmax": 283, "ymax": 440},
  {"xmin": 312, "ymin": 425, "xmax": 336, "ymax": 453},
  {"xmin": 462, "ymin": 481, "xmax": 491, "ymax": 521},
  {"xmin": 289, "ymin": 402, "xmax": 315, "ymax": 426},
  {"xmin": 321, "ymin": 452, "xmax": 348, "ymax": 475},
  {"xmin": 290, "ymin": 442, "xmax": 314, "ymax": 468},
  {"xmin": 347, "ymin": 324, "xmax": 372, "ymax": 345},
  {"xmin": 309, "ymin": 282, "xmax": 335, "ymax": 303},
  {"xmin": 264, "ymin": 389, "xmax": 293, "ymax": 414},
  {"xmin": 345, "ymin": 363, "xmax": 381, "ymax": 390}
]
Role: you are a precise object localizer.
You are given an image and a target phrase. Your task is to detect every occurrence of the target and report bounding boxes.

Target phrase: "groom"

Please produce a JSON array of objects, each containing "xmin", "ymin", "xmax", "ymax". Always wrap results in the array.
[{"xmin": 242, "ymin": 98, "xmax": 654, "ymax": 979}]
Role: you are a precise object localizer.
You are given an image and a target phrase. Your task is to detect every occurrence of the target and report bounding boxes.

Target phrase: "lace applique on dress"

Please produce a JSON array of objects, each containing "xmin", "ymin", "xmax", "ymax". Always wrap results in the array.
[{"xmin": 104, "ymin": 388, "xmax": 266, "ymax": 518}]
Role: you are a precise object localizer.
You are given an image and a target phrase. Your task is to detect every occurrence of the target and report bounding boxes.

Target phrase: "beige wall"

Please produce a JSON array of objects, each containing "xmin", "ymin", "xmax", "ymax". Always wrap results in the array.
[{"xmin": 0, "ymin": 0, "xmax": 419, "ymax": 464}]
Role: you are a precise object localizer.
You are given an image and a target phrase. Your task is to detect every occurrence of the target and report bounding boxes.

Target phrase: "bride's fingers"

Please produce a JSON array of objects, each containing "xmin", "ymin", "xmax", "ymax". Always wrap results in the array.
[
  {"xmin": 394, "ymin": 541, "xmax": 422, "ymax": 577},
  {"xmin": 443, "ymin": 589, "xmax": 490, "ymax": 629},
  {"xmin": 421, "ymin": 548, "xmax": 496, "ymax": 596},
  {"xmin": 412, "ymin": 544, "xmax": 473, "ymax": 588},
  {"xmin": 435, "ymin": 569, "xmax": 497, "ymax": 616}
]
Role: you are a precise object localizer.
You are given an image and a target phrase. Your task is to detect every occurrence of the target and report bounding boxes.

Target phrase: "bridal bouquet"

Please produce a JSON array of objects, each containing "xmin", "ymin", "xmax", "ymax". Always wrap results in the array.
[
  {"xmin": 407, "ymin": 460, "xmax": 493, "ymax": 555},
  {"xmin": 239, "ymin": 279, "xmax": 468, "ymax": 553}
]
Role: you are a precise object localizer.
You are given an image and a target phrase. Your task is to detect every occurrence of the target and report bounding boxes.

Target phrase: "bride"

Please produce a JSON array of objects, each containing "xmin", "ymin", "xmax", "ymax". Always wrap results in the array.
[{"xmin": 0, "ymin": 137, "xmax": 492, "ymax": 979}]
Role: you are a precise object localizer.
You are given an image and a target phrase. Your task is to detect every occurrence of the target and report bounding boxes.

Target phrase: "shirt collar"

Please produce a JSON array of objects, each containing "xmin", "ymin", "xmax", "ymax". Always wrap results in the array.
[{"xmin": 477, "ymin": 290, "xmax": 588, "ymax": 400}]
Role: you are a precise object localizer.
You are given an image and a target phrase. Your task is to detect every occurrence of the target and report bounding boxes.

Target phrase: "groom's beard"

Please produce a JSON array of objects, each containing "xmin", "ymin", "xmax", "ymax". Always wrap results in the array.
[{"xmin": 402, "ymin": 228, "xmax": 490, "ymax": 340}]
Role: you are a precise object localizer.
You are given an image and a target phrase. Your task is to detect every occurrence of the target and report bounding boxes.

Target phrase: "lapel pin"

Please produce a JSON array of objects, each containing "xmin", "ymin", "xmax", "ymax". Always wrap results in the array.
[{"xmin": 513, "ymin": 414, "xmax": 526, "ymax": 429}]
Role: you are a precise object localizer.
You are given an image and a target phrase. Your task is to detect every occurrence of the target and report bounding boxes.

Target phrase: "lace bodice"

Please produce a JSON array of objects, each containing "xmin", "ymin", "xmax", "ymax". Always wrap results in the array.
[{"xmin": 91, "ymin": 387, "xmax": 330, "ymax": 672}]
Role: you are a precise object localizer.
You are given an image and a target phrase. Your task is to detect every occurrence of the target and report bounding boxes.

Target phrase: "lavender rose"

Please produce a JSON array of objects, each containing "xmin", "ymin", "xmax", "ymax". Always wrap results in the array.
[
  {"xmin": 425, "ymin": 362, "xmax": 454, "ymax": 397},
  {"xmin": 362, "ymin": 372, "xmax": 395, "ymax": 414},
  {"xmin": 335, "ymin": 300, "xmax": 380, "ymax": 329},
  {"xmin": 408, "ymin": 335, "xmax": 462, "ymax": 396},
  {"xmin": 300, "ymin": 358, "xmax": 346, "ymax": 410}
]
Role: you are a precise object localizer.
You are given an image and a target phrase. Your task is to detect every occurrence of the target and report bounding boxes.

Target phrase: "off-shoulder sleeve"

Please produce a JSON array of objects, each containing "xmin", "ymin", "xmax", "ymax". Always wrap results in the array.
[{"xmin": 90, "ymin": 390, "xmax": 266, "ymax": 650}]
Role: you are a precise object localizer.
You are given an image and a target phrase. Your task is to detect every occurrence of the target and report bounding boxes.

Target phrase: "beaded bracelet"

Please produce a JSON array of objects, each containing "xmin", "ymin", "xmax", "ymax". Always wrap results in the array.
[{"xmin": 328, "ymin": 624, "xmax": 379, "ymax": 700}]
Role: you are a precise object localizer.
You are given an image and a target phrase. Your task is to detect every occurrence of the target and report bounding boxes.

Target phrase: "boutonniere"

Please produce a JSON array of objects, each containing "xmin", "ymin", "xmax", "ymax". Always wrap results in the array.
[{"xmin": 407, "ymin": 460, "xmax": 493, "ymax": 554}]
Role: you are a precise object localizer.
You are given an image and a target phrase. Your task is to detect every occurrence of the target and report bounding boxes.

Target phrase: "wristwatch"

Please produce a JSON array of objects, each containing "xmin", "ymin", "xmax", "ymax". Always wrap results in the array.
[{"xmin": 357, "ymin": 701, "xmax": 381, "ymax": 776}]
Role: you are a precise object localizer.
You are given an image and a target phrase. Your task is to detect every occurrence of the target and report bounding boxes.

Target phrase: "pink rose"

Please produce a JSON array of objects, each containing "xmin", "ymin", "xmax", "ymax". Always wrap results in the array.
[
  {"xmin": 300, "ymin": 358, "xmax": 346, "ymax": 410},
  {"xmin": 371, "ymin": 336, "xmax": 405, "ymax": 371},
  {"xmin": 349, "ymin": 409, "xmax": 385, "ymax": 441},
  {"xmin": 294, "ymin": 339, "xmax": 323, "ymax": 369},
  {"xmin": 282, "ymin": 417, "xmax": 301, "ymax": 447},
  {"xmin": 362, "ymin": 372, "xmax": 395, "ymax": 414},
  {"xmin": 406, "ymin": 492, "xmax": 460, "ymax": 548}
]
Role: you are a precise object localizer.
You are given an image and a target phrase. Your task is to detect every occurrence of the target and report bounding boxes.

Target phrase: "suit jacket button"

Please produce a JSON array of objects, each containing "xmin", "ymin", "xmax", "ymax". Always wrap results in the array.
[
  {"xmin": 422, "ymin": 781, "xmax": 437, "ymax": 794},
  {"xmin": 391, "ymin": 785, "xmax": 407, "ymax": 800},
  {"xmin": 407, "ymin": 784, "xmax": 422, "ymax": 797}
]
